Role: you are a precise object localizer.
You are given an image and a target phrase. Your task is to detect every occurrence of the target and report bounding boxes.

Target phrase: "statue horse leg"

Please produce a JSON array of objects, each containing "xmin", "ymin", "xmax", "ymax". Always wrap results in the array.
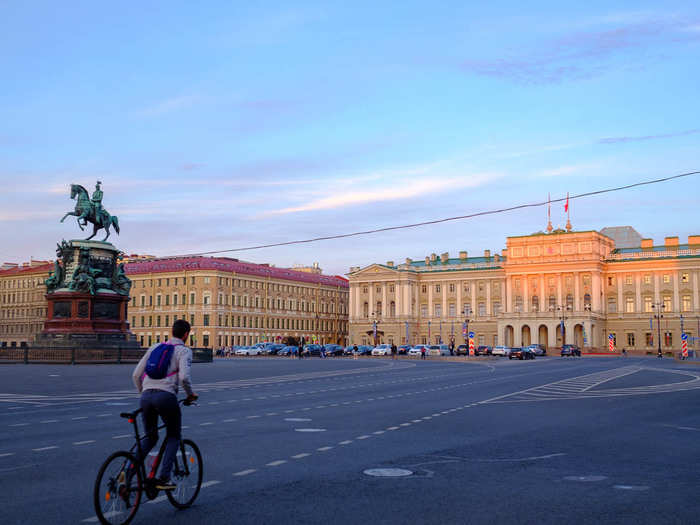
[
  {"xmin": 102, "ymin": 222, "xmax": 110, "ymax": 242},
  {"xmin": 60, "ymin": 211, "xmax": 77, "ymax": 223},
  {"xmin": 85, "ymin": 223, "xmax": 98, "ymax": 241}
]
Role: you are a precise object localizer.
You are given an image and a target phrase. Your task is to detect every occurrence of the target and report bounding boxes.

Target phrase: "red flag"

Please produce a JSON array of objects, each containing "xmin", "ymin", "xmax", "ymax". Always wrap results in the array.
[{"xmin": 564, "ymin": 192, "xmax": 569, "ymax": 213}]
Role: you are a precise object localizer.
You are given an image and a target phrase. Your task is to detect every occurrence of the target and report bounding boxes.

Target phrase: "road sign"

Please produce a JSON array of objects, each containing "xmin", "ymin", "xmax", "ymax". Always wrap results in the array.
[
  {"xmin": 608, "ymin": 333, "xmax": 615, "ymax": 352},
  {"xmin": 468, "ymin": 331, "xmax": 475, "ymax": 339}
]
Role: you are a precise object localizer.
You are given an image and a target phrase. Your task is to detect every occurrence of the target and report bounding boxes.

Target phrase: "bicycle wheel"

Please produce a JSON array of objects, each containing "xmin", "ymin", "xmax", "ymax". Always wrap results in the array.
[
  {"xmin": 94, "ymin": 451, "xmax": 143, "ymax": 525},
  {"xmin": 166, "ymin": 439, "xmax": 203, "ymax": 509}
]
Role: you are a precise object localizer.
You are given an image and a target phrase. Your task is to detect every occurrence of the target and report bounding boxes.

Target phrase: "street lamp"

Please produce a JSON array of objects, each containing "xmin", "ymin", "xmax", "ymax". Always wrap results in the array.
[
  {"xmin": 370, "ymin": 312, "xmax": 380, "ymax": 346},
  {"xmin": 651, "ymin": 302, "xmax": 665, "ymax": 358},
  {"xmin": 550, "ymin": 304, "xmax": 571, "ymax": 346}
]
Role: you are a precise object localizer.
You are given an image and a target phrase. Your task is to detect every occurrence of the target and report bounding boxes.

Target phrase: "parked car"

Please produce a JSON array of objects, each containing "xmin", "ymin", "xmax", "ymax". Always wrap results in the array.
[
  {"xmin": 428, "ymin": 344, "xmax": 450, "ymax": 356},
  {"xmin": 509, "ymin": 347, "xmax": 535, "ymax": 360},
  {"xmin": 235, "ymin": 346, "xmax": 262, "ymax": 356},
  {"xmin": 372, "ymin": 344, "xmax": 392, "ymax": 356},
  {"xmin": 456, "ymin": 344, "xmax": 469, "ymax": 355},
  {"xmin": 356, "ymin": 345, "xmax": 373, "ymax": 356},
  {"xmin": 526, "ymin": 344, "xmax": 546, "ymax": 356},
  {"xmin": 408, "ymin": 345, "xmax": 428, "ymax": 357},
  {"xmin": 561, "ymin": 344, "xmax": 581, "ymax": 357},
  {"xmin": 397, "ymin": 344, "xmax": 411, "ymax": 355},
  {"xmin": 492, "ymin": 346, "xmax": 513, "ymax": 357},
  {"xmin": 265, "ymin": 343, "xmax": 286, "ymax": 355},
  {"xmin": 304, "ymin": 344, "xmax": 322, "ymax": 356},
  {"xmin": 324, "ymin": 344, "xmax": 345, "ymax": 356},
  {"xmin": 476, "ymin": 345, "xmax": 493, "ymax": 356},
  {"xmin": 277, "ymin": 345, "xmax": 297, "ymax": 356}
]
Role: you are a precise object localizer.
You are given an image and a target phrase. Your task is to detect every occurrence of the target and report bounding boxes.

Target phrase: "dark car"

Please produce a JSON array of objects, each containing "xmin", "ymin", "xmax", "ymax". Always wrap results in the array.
[
  {"xmin": 509, "ymin": 347, "xmax": 535, "ymax": 360},
  {"xmin": 355, "ymin": 345, "xmax": 373, "ymax": 356},
  {"xmin": 561, "ymin": 344, "xmax": 581, "ymax": 357},
  {"xmin": 476, "ymin": 345, "xmax": 492, "ymax": 356},
  {"xmin": 397, "ymin": 344, "xmax": 411, "ymax": 355},
  {"xmin": 278, "ymin": 345, "xmax": 298, "ymax": 356},
  {"xmin": 456, "ymin": 344, "xmax": 469, "ymax": 356},
  {"xmin": 304, "ymin": 344, "xmax": 323, "ymax": 356},
  {"xmin": 323, "ymin": 344, "xmax": 345, "ymax": 356},
  {"xmin": 266, "ymin": 343, "xmax": 286, "ymax": 355}
]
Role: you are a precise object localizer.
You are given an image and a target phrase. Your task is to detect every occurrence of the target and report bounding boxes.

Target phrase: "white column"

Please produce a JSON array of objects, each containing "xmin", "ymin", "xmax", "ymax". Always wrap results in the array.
[
  {"xmin": 354, "ymin": 284, "xmax": 360, "ymax": 319},
  {"xmin": 506, "ymin": 277, "xmax": 512, "ymax": 313},
  {"xmin": 486, "ymin": 280, "xmax": 492, "ymax": 318},
  {"xmin": 617, "ymin": 274, "xmax": 624, "ymax": 315},
  {"xmin": 592, "ymin": 273, "xmax": 601, "ymax": 312},
  {"xmin": 557, "ymin": 274, "xmax": 563, "ymax": 307},
  {"xmin": 457, "ymin": 279, "xmax": 463, "ymax": 315},
  {"xmin": 673, "ymin": 273, "xmax": 680, "ymax": 312},
  {"xmin": 382, "ymin": 283, "xmax": 387, "ymax": 318},
  {"xmin": 442, "ymin": 282, "xmax": 447, "ymax": 319},
  {"xmin": 635, "ymin": 274, "xmax": 642, "ymax": 313},
  {"xmin": 501, "ymin": 278, "xmax": 506, "ymax": 314},
  {"xmin": 540, "ymin": 274, "xmax": 547, "ymax": 311},
  {"xmin": 694, "ymin": 272, "xmax": 699, "ymax": 312},
  {"xmin": 523, "ymin": 276, "xmax": 529, "ymax": 313},
  {"xmin": 471, "ymin": 282, "xmax": 476, "ymax": 316},
  {"xmin": 395, "ymin": 281, "xmax": 401, "ymax": 317},
  {"xmin": 574, "ymin": 272, "xmax": 580, "ymax": 312},
  {"xmin": 402, "ymin": 282, "xmax": 409, "ymax": 316},
  {"xmin": 654, "ymin": 274, "xmax": 660, "ymax": 303},
  {"xmin": 369, "ymin": 283, "xmax": 374, "ymax": 316},
  {"xmin": 428, "ymin": 282, "xmax": 433, "ymax": 318}
]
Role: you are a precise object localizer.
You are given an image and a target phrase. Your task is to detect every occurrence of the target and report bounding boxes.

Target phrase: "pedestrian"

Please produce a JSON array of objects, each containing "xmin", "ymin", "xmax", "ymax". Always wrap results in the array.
[
  {"xmin": 421, "ymin": 345, "xmax": 426, "ymax": 360},
  {"xmin": 622, "ymin": 347, "xmax": 627, "ymax": 358},
  {"xmin": 298, "ymin": 342, "xmax": 303, "ymax": 359},
  {"xmin": 391, "ymin": 343, "xmax": 397, "ymax": 360},
  {"xmin": 353, "ymin": 344, "xmax": 358, "ymax": 360},
  {"xmin": 449, "ymin": 341, "xmax": 454, "ymax": 356}
]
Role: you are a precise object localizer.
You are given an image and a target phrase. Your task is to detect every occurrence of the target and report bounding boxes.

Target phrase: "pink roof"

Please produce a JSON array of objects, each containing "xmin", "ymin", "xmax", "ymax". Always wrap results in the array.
[
  {"xmin": 0, "ymin": 263, "xmax": 53, "ymax": 277},
  {"xmin": 124, "ymin": 256, "xmax": 348, "ymax": 288}
]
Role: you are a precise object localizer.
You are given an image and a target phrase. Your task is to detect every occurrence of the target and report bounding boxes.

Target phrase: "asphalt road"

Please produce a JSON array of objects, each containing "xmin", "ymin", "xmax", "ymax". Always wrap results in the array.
[{"xmin": 1, "ymin": 355, "xmax": 699, "ymax": 524}]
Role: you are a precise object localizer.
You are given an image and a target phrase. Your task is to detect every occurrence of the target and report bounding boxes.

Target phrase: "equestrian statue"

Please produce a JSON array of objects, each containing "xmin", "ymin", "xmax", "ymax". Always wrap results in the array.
[{"xmin": 60, "ymin": 181, "xmax": 120, "ymax": 241}]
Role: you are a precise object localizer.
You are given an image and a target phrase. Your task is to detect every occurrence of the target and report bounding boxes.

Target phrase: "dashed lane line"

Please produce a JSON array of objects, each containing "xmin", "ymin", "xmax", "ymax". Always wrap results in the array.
[
  {"xmin": 112, "ymin": 434, "xmax": 131, "ymax": 439},
  {"xmin": 317, "ymin": 446, "xmax": 333, "ymax": 451},
  {"xmin": 33, "ymin": 446, "xmax": 58, "ymax": 452},
  {"xmin": 73, "ymin": 440, "xmax": 96, "ymax": 446},
  {"xmin": 266, "ymin": 460, "xmax": 287, "ymax": 467},
  {"xmin": 291, "ymin": 453, "xmax": 311, "ymax": 459},
  {"xmin": 233, "ymin": 469, "xmax": 257, "ymax": 476},
  {"xmin": 0, "ymin": 453, "xmax": 15, "ymax": 458}
]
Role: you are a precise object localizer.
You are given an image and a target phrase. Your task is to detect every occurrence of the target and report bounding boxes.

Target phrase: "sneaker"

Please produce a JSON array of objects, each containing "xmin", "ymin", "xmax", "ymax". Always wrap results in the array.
[{"xmin": 155, "ymin": 477, "xmax": 176, "ymax": 491}]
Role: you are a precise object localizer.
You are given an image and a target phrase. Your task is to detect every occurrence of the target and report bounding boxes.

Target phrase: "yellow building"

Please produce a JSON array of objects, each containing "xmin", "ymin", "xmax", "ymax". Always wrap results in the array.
[
  {"xmin": 348, "ymin": 227, "xmax": 700, "ymax": 355},
  {"xmin": 125, "ymin": 256, "xmax": 349, "ymax": 348},
  {"xmin": 0, "ymin": 261, "xmax": 52, "ymax": 348}
]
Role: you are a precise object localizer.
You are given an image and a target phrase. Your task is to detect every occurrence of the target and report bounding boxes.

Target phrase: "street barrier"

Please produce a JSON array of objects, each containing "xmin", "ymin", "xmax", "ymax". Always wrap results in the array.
[{"xmin": 0, "ymin": 347, "xmax": 213, "ymax": 364}]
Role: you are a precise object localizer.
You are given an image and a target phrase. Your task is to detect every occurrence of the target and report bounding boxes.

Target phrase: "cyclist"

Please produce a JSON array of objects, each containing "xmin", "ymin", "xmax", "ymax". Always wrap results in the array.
[{"xmin": 132, "ymin": 319, "xmax": 198, "ymax": 490}]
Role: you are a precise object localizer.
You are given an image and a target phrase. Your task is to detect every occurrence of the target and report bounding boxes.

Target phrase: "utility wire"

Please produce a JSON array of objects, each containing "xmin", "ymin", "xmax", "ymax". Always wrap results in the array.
[{"xmin": 186, "ymin": 169, "xmax": 699, "ymax": 257}]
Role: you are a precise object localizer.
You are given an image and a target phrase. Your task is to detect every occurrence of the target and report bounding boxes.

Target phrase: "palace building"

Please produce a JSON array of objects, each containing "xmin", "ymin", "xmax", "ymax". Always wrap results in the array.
[
  {"xmin": 0, "ymin": 256, "xmax": 349, "ymax": 349},
  {"xmin": 348, "ymin": 226, "xmax": 700, "ymax": 354},
  {"xmin": 0, "ymin": 261, "xmax": 52, "ymax": 347},
  {"xmin": 124, "ymin": 256, "xmax": 349, "ymax": 348}
]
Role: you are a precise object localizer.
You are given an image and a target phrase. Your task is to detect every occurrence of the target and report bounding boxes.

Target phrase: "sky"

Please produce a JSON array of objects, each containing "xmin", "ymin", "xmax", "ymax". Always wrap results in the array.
[{"xmin": 1, "ymin": 1, "xmax": 699, "ymax": 275}]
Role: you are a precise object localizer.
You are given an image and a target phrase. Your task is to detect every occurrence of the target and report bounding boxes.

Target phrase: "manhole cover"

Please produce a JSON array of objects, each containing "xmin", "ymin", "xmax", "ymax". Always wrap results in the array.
[
  {"xmin": 285, "ymin": 418, "xmax": 312, "ymax": 422},
  {"xmin": 364, "ymin": 468, "xmax": 413, "ymax": 477},
  {"xmin": 614, "ymin": 485, "xmax": 650, "ymax": 491},
  {"xmin": 294, "ymin": 428, "xmax": 326, "ymax": 432},
  {"xmin": 564, "ymin": 475, "xmax": 608, "ymax": 482}
]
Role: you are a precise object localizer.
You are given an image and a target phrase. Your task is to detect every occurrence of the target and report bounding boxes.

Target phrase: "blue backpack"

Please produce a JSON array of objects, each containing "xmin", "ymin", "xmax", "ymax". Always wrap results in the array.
[{"xmin": 145, "ymin": 343, "xmax": 176, "ymax": 379}]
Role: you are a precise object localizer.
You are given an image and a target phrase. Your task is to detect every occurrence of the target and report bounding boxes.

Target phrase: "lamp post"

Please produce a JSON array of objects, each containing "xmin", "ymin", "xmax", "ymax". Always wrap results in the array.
[
  {"xmin": 651, "ymin": 302, "xmax": 665, "ymax": 358},
  {"xmin": 551, "ymin": 304, "xmax": 571, "ymax": 346},
  {"xmin": 370, "ymin": 312, "xmax": 380, "ymax": 346},
  {"xmin": 463, "ymin": 305, "xmax": 472, "ymax": 344}
]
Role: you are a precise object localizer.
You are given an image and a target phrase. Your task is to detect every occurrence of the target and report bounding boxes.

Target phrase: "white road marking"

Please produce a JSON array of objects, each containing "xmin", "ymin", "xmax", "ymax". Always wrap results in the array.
[
  {"xmin": 9, "ymin": 423, "xmax": 29, "ymax": 427},
  {"xmin": 222, "ymin": 418, "xmax": 237, "ymax": 423},
  {"xmin": 400, "ymin": 423, "xmax": 411, "ymax": 427},
  {"xmin": 338, "ymin": 440, "xmax": 353, "ymax": 445},
  {"xmin": 317, "ymin": 446, "xmax": 333, "ymax": 451},
  {"xmin": 33, "ymin": 446, "xmax": 58, "ymax": 451},
  {"xmin": 146, "ymin": 495, "xmax": 168, "ymax": 504},
  {"xmin": 97, "ymin": 413, "xmax": 111, "ymax": 417},
  {"xmin": 200, "ymin": 422, "xmax": 213, "ymax": 426},
  {"xmin": 373, "ymin": 430, "xmax": 385, "ymax": 435},
  {"xmin": 200, "ymin": 480, "xmax": 221, "ymax": 488},
  {"xmin": 72, "ymin": 416, "xmax": 88, "ymax": 420},
  {"xmin": 112, "ymin": 434, "xmax": 131, "ymax": 439},
  {"xmin": 246, "ymin": 415, "xmax": 261, "ymax": 419},
  {"xmin": 386, "ymin": 426, "xmax": 400, "ymax": 431},
  {"xmin": 0, "ymin": 453, "xmax": 15, "ymax": 458},
  {"xmin": 356, "ymin": 435, "xmax": 370, "ymax": 440},
  {"xmin": 73, "ymin": 440, "xmax": 96, "ymax": 445},
  {"xmin": 267, "ymin": 460, "xmax": 287, "ymax": 466},
  {"xmin": 40, "ymin": 420, "xmax": 58, "ymax": 423},
  {"xmin": 233, "ymin": 469, "xmax": 257, "ymax": 476},
  {"xmin": 292, "ymin": 453, "xmax": 311, "ymax": 459},
  {"xmin": 266, "ymin": 412, "xmax": 278, "ymax": 416}
]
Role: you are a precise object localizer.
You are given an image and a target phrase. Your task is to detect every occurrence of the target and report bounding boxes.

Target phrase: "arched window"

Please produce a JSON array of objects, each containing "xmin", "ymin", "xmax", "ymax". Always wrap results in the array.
[{"xmin": 531, "ymin": 295, "xmax": 539, "ymax": 312}]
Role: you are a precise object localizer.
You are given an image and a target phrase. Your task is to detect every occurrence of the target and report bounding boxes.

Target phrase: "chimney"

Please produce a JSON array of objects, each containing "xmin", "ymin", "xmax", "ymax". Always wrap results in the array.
[
  {"xmin": 641, "ymin": 239, "xmax": 654, "ymax": 250},
  {"xmin": 664, "ymin": 236, "xmax": 679, "ymax": 248},
  {"xmin": 494, "ymin": 254, "xmax": 500, "ymax": 262},
  {"xmin": 405, "ymin": 257, "xmax": 412, "ymax": 265},
  {"xmin": 459, "ymin": 251, "xmax": 468, "ymax": 260},
  {"xmin": 425, "ymin": 256, "xmax": 430, "ymax": 265},
  {"xmin": 386, "ymin": 261, "xmax": 394, "ymax": 267},
  {"xmin": 502, "ymin": 248, "xmax": 508, "ymax": 258},
  {"xmin": 430, "ymin": 253, "xmax": 437, "ymax": 263},
  {"xmin": 440, "ymin": 252, "xmax": 449, "ymax": 263},
  {"xmin": 484, "ymin": 249, "xmax": 491, "ymax": 258}
]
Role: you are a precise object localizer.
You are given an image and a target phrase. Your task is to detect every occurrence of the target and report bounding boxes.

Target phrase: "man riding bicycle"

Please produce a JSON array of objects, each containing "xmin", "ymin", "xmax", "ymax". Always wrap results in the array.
[{"xmin": 132, "ymin": 319, "xmax": 198, "ymax": 490}]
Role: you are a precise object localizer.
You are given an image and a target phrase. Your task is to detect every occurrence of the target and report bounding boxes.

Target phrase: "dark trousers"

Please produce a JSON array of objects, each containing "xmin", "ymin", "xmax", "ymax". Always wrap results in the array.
[{"xmin": 137, "ymin": 389, "xmax": 181, "ymax": 480}]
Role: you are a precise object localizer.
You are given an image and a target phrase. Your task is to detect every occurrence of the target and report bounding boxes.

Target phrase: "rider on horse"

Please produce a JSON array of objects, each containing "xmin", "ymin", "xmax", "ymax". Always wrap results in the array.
[{"xmin": 92, "ymin": 181, "xmax": 106, "ymax": 226}]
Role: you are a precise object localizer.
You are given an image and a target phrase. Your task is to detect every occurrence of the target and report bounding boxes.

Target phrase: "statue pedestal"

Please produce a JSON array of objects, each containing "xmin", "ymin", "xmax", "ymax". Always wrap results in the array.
[{"xmin": 43, "ymin": 291, "xmax": 129, "ymax": 334}]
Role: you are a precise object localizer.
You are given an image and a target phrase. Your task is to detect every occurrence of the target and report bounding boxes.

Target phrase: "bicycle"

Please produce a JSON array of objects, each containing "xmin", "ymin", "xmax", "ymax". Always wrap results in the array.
[{"xmin": 93, "ymin": 398, "xmax": 203, "ymax": 525}]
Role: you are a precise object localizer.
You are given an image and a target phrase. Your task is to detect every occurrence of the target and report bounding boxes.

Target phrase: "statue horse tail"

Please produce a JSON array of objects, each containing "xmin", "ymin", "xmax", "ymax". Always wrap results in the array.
[{"xmin": 112, "ymin": 215, "xmax": 120, "ymax": 235}]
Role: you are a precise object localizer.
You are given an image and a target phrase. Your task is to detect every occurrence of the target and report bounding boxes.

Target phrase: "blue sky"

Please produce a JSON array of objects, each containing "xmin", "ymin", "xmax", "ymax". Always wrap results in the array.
[{"xmin": 1, "ymin": 1, "xmax": 699, "ymax": 275}]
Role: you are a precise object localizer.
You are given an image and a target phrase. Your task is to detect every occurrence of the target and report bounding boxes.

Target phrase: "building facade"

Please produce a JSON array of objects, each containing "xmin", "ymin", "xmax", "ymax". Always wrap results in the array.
[
  {"xmin": 0, "ymin": 261, "xmax": 52, "ymax": 347},
  {"xmin": 125, "ymin": 257, "xmax": 349, "ymax": 348},
  {"xmin": 348, "ymin": 228, "xmax": 700, "ymax": 354}
]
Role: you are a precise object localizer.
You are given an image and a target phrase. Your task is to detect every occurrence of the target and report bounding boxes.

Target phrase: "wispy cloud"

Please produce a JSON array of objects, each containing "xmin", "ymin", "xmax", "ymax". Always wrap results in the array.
[
  {"xmin": 460, "ymin": 15, "xmax": 700, "ymax": 83},
  {"xmin": 134, "ymin": 95, "xmax": 202, "ymax": 117},
  {"xmin": 598, "ymin": 128, "xmax": 700, "ymax": 144}
]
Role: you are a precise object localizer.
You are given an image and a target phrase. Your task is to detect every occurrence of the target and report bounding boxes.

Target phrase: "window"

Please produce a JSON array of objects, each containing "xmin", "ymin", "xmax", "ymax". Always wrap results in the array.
[
  {"xmin": 607, "ymin": 276, "xmax": 614, "ymax": 286},
  {"xmin": 203, "ymin": 295, "xmax": 210, "ymax": 306},
  {"xmin": 514, "ymin": 296, "xmax": 522, "ymax": 312},
  {"xmin": 173, "ymin": 294, "xmax": 178, "ymax": 305},
  {"xmin": 376, "ymin": 286, "xmax": 381, "ymax": 293},
  {"xmin": 362, "ymin": 287, "xmax": 368, "ymax": 294},
  {"xmin": 663, "ymin": 296, "xmax": 672, "ymax": 311},
  {"xmin": 376, "ymin": 301, "xmax": 382, "ymax": 315},
  {"xmin": 644, "ymin": 274, "xmax": 651, "ymax": 285},
  {"xmin": 420, "ymin": 305, "xmax": 428, "ymax": 317},
  {"xmin": 190, "ymin": 293, "xmax": 195, "ymax": 305},
  {"xmin": 493, "ymin": 302, "xmax": 501, "ymax": 315},
  {"xmin": 583, "ymin": 293, "xmax": 591, "ymax": 309},
  {"xmin": 478, "ymin": 302, "xmax": 486, "ymax": 316},
  {"xmin": 514, "ymin": 278, "xmax": 520, "ymax": 290},
  {"xmin": 566, "ymin": 294, "xmax": 574, "ymax": 310},
  {"xmin": 204, "ymin": 277, "xmax": 210, "ymax": 284},
  {"xmin": 625, "ymin": 297, "xmax": 634, "ymax": 313},
  {"xmin": 156, "ymin": 315, "xmax": 161, "ymax": 327},
  {"xmin": 449, "ymin": 303, "xmax": 456, "ymax": 317},
  {"xmin": 434, "ymin": 304, "xmax": 442, "ymax": 317},
  {"xmin": 363, "ymin": 302, "xmax": 368, "ymax": 317},
  {"xmin": 681, "ymin": 273, "xmax": 689, "ymax": 283},
  {"xmin": 549, "ymin": 295, "xmax": 556, "ymax": 310},
  {"xmin": 531, "ymin": 296, "xmax": 540, "ymax": 311},
  {"xmin": 664, "ymin": 331, "xmax": 672, "ymax": 347},
  {"xmin": 627, "ymin": 333, "xmax": 635, "ymax": 347},
  {"xmin": 389, "ymin": 285, "xmax": 394, "ymax": 293},
  {"xmin": 203, "ymin": 335, "xmax": 209, "ymax": 347},
  {"xmin": 421, "ymin": 285, "xmax": 427, "ymax": 293},
  {"xmin": 625, "ymin": 275, "xmax": 632, "ymax": 285},
  {"xmin": 607, "ymin": 298, "xmax": 617, "ymax": 313},
  {"xmin": 663, "ymin": 274, "xmax": 670, "ymax": 284},
  {"xmin": 165, "ymin": 295, "xmax": 170, "ymax": 306},
  {"xmin": 156, "ymin": 295, "xmax": 161, "ymax": 306},
  {"xmin": 390, "ymin": 301, "xmax": 396, "ymax": 317},
  {"xmin": 644, "ymin": 297, "xmax": 652, "ymax": 313},
  {"xmin": 435, "ymin": 284, "xmax": 441, "ymax": 293},
  {"xmin": 190, "ymin": 314, "xmax": 194, "ymax": 325},
  {"xmin": 645, "ymin": 332, "xmax": 653, "ymax": 346},
  {"xmin": 682, "ymin": 295, "xmax": 691, "ymax": 312},
  {"xmin": 449, "ymin": 283, "xmax": 455, "ymax": 293}
]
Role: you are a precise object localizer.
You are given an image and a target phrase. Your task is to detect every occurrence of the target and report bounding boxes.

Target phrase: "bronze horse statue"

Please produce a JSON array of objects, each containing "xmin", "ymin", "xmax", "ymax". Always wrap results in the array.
[{"xmin": 60, "ymin": 184, "xmax": 120, "ymax": 241}]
